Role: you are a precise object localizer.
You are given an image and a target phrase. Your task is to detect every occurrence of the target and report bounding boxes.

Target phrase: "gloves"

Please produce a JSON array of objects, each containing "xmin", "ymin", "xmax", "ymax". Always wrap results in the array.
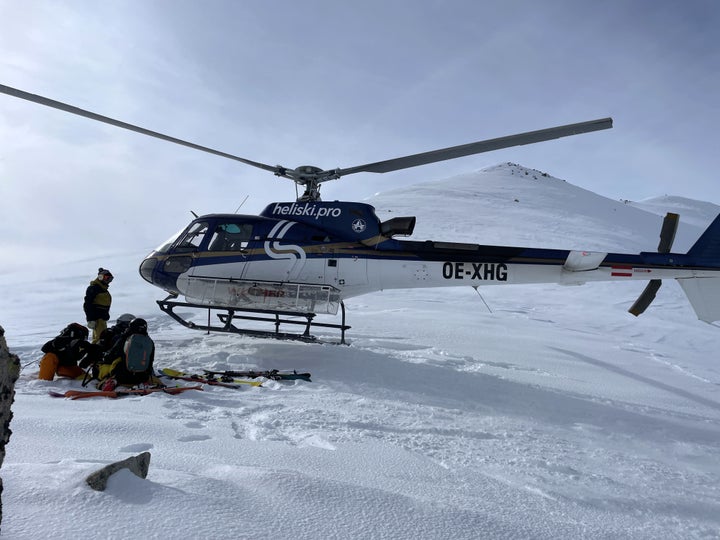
[{"xmin": 87, "ymin": 321, "xmax": 97, "ymax": 330}]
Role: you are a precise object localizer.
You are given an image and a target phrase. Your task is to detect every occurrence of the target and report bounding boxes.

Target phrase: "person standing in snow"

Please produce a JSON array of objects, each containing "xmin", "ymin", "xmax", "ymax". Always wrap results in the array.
[{"xmin": 83, "ymin": 267, "xmax": 113, "ymax": 343}]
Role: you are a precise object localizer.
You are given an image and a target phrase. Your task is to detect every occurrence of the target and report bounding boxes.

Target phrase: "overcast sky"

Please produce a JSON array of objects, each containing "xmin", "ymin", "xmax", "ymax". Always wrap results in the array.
[{"xmin": 1, "ymin": 0, "xmax": 719, "ymax": 271}]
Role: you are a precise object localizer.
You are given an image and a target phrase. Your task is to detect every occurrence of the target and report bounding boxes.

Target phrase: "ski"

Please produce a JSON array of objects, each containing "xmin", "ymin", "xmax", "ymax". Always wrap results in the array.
[
  {"xmin": 48, "ymin": 385, "xmax": 203, "ymax": 400},
  {"xmin": 159, "ymin": 368, "xmax": 262, "ymax": 388},
  {"xmin": 203, "ymin": 369, "xmax": 312, "ymax": 382}
]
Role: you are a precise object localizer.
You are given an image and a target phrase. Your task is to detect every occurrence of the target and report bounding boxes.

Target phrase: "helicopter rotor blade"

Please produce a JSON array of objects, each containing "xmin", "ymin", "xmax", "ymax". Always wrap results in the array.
[
  {"xmin": 1, "ymin": 83, "xmax": 613, "ymax": 197},
  {"xmin": 0, "ymin": 83, "xmax": 280, "ymax": 175},
  {"xmin": 336, "ymin": 117, "xmax": 613, "ymax": 177}
]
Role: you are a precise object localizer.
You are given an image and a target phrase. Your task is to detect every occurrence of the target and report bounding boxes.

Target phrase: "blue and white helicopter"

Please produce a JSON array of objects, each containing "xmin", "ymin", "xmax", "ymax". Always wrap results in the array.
[{"xmin": 3, "ymin": 84, "xmax": 720, "ymax": 343}]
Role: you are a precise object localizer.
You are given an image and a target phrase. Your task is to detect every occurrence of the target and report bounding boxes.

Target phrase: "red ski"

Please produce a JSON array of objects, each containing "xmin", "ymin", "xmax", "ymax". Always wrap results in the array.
[{"xmin": 49, "ymin": 385, "xmax": 203, "ymax": 399}]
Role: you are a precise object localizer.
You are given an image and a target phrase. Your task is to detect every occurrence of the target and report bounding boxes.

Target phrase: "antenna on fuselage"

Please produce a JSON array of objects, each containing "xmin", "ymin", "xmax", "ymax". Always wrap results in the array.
[
  {"xmin": 473, "ymin": 286, "xmax": 493, "ymax": 314},
  {"xmin": 234, "ymin": 195, "xmax": 249, "ymax": 213}
]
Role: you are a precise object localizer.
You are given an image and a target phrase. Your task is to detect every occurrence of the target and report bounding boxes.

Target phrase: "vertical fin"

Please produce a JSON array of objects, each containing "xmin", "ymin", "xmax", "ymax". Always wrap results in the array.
[{"xmin": 686, "ymin": 213, "xmax": 720, "ymax": 261}]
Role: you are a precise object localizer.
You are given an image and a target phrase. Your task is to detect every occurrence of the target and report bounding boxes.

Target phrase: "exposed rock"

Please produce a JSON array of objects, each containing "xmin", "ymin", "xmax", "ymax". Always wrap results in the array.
[
  {"xmin": 85, "ymin": 452, "xmax": 152, "ymax": 491},
  {"xmin": 0, "ymin": 325, "xmax": 21, "ymax": 531}
]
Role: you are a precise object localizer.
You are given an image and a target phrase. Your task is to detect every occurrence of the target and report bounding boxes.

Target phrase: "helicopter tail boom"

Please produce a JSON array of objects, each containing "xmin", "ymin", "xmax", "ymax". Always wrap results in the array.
[{"xmin": 361, "ymin": 212, "xmax": 720, "ymax": 323}]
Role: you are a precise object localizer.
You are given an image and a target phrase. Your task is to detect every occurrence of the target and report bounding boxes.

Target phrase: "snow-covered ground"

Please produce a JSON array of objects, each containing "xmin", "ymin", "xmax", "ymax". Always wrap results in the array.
[{"xmin": 3, "ymin": 164, "xmax": 720, "ymax": 539}]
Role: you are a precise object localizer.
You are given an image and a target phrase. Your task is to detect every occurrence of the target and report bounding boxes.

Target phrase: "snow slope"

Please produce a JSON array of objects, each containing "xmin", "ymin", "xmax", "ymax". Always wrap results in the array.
[{"xmin": 3, "ymin": 164, "xmax": 720, "ymax": 539}]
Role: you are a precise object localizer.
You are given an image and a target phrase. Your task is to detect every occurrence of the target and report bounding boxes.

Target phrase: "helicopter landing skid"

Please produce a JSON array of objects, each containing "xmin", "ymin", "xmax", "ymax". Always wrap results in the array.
[{"xmin": 157, "ymin": 296, "xmax": 350, "ymax": 344}]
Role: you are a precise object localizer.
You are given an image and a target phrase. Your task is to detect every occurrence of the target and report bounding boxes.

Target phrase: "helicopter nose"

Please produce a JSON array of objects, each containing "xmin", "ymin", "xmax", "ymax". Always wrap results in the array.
[
  {"xmin": 139, "ymin": 254, "xmax": 182, "ymax": 295},
  {"xmin": 139, "ymin": 256, "xmax": 158, "ymax": 284}
]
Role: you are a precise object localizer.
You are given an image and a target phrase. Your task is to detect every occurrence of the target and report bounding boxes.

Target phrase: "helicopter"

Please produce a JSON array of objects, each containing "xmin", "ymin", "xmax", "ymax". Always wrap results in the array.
[{"xmin": 2, "ymin": 83, "xmax": 720, "ymax": 344}]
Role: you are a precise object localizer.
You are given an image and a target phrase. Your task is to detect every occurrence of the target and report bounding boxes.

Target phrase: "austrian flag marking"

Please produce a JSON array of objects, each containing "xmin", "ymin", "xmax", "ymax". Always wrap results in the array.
[{"xmin": 611, "ymin": 265, "xmax": 633, "ymax": 277}]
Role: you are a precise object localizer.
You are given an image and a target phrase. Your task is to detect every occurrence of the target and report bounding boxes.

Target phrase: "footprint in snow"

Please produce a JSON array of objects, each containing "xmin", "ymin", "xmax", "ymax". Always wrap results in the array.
[
  {"xmin": 119, "ymin": 443, "xmax": 153, "ymax": 453},
  {"xmin": 177, "ymin": 434, "xmax": 212, "ymax": 442}
]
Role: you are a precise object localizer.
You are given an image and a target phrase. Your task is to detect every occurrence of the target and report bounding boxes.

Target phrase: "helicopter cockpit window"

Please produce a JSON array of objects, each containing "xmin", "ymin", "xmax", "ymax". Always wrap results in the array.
[
  {"xmin": 208, "ymin": 223, "xmax": 254, "ymax": 252},
  {"xmin": 174, "ymin": 222, "xmax": 209, "ymax": 253},
  {"xmin": 154, "ymin": 227, "xmax": 186, "ymax": 254}
]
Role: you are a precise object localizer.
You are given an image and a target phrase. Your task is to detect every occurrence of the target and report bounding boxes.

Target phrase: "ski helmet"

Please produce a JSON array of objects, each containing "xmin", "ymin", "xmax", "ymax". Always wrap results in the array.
[
  {"xmin": 97, "ymin": 267, "xmax": 113, "ymax": 283},
  {"xmin": 63, "ymin": 323, "xmax": 89, "ymax": 340},
  {"xmin": 128, "ymin": 318, "xmax": 148, "ymax": 334}
]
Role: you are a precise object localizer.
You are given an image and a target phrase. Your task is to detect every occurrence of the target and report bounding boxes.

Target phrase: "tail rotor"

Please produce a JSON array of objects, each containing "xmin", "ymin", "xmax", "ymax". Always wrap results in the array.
[{"xmin": 628, "ymin": 212, "xmax": 679, "ymax": 316}]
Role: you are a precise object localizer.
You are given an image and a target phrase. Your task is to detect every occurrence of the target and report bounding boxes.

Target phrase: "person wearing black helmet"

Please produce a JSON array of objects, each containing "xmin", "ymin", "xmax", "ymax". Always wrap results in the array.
[
  {"xmin": 38, "ymin": 323, "xmax": 96, "ymax": 380},
  {"xmin": 96, "ymin": 317, "xmax": 157, "ymax": 389},
  {"xmin": 128, "ymin": 317, "xmax": 148, "ymax": 334},
  {"xmin": 83, "ymin": 267, "xmax": 114, "ymax": 343}
]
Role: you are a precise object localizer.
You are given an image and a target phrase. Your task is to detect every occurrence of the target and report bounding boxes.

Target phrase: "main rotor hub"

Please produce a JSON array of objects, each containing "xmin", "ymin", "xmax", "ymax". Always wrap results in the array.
[
  {"xmin": 287, "ymin": 165, "xmax": 341, "ymax": 202},
  {"xmin": 293, "ymin": 165, "xmax": 323, "ymax": 180}
]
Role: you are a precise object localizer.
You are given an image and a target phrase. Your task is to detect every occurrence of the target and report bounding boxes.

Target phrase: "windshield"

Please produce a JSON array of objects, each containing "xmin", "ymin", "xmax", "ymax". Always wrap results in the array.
[
  {"xmin": 154, "ymin": 227, "xmax": 187, "ymax": 254},
  {"xmin": 174, "ymin": 222, "xmax": 210, "ymax": 253}
]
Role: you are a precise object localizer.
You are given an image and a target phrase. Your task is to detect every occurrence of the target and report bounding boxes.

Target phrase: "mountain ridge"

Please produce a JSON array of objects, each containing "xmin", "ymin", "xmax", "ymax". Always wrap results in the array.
[{"xmin": 368, "ymin": 162, "xmax": 716, "ymax": 253}]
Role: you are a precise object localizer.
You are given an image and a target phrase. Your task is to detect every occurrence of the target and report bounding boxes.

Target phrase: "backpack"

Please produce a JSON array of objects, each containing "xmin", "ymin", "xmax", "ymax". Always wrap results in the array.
[
  {"xmin": 123, "ymin": 334, "xmax": 154, "ymax": 373},
  {"xmin": 42, "ymin": 323, "xmax": 92, "ymax": 365},
  {"xmin": 102, "ymin": 333, "xmax": 155, "ymax": 386}
]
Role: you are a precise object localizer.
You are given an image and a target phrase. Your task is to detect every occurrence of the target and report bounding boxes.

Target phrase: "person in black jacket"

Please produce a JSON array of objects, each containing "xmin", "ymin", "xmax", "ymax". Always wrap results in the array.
[
  {"xmin": 38, "ymin": 323, "xmax": 96, "ymax": 380},
  {"xmin": 83, "ymin": 267, "xmax": 113, "ymax": 343}
]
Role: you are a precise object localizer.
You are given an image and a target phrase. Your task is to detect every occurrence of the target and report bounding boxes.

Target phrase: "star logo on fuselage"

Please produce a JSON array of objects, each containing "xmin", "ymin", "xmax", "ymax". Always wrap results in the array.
[{"xmin": 351, "ymin": 219, "xmax": 366, "ymax": 233}]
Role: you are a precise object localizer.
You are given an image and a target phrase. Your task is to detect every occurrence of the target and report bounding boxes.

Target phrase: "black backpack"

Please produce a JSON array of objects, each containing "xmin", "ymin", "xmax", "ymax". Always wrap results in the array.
[
  {"xmin": 43, "ymin": 323, "xmax": 91, "ymax": 365},
  {"xmin": 110, "ymin": 333, "xmax": 155, "ymax": 385},
  {"xmin": 123, "ymin": 334, "xmax": 154, "ymax": 373}
]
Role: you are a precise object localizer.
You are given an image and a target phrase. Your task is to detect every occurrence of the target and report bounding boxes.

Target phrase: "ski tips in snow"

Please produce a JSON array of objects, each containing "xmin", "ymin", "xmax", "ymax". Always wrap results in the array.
[
  {"xmin": 160, "ymin": 367, "xmax": 312, "ymax": 385},
  {"xmin": 158, "ymin": 368, "xmax": 263, "ymax": 388},
  {"xmin": 202, "ymin": 369, "xmax": 312, "ymax": 382}
]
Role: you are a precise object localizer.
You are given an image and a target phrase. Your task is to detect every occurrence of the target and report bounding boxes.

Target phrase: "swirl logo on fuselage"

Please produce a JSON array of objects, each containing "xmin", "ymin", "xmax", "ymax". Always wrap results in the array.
[{"xmin": 264, "ymin": 221, "xmax": 306, "ymax": 261}]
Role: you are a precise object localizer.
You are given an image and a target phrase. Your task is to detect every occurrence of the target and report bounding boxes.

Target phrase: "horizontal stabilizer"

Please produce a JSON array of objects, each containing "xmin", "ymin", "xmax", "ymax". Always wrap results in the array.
[
  {"xmin": 563, "ymin": 251, "xmax": 607, "ymax": 272},
  {"xmin": 678, "ymin": 277, "xmax": 720, "ymax": 323}
]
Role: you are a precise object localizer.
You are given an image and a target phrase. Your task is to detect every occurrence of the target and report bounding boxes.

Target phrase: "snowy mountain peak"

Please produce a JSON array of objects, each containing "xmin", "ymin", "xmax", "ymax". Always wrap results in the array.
[
  {"xmin": 368, "ymin": 162, "xmax": 710, "ymax": 252},
  {"xmin": 484, "ymin": 162, "xmax": 556, "ymax": 181}
]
